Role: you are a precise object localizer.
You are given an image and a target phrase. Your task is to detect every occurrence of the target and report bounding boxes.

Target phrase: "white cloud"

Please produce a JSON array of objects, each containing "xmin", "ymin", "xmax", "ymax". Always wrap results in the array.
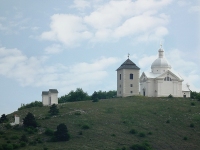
[
  {"xmin": 41, "ymin": 0, "xmax": 172, "ymax": 46},
  {"xmin": 41, "ymin": 14, "xmax": 93, "ymax": 46},
  {"xmin": 71, "ymin": 0, "xmax": 90, "ymax": 10},
  {"xmin": 0, "ymin": 47, "xmax": 119, "ymax": 93},
  {"xmin": 189, "ymin": 6, "xmax": 200, "ymax": 13},
  {"xmin": 44, "ymin": 44, "xmax": 63, "ymax": 54}
]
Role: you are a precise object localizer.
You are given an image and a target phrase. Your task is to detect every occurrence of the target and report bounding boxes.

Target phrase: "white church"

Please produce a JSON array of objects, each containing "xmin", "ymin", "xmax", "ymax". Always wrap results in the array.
[
  {"xmin": 117, "ymin": 46, "xmax": 190, "ymax": 98},
  {"xmin": 42, "ymin": 89, "xmax": 58, "ymax": 106}
]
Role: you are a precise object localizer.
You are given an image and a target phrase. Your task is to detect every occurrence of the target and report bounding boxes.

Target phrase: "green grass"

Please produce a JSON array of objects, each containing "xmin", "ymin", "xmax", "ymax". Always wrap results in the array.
[{"xmin": 1, "ymin": 96, "xmax": 200, "ymax": 150}]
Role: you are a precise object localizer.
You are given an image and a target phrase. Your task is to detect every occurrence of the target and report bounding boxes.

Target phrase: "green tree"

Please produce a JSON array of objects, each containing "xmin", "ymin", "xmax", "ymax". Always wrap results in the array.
[
  {"xmin": 49, "ymin": 104, "xmax": 59, "ymax": 115},
  {"xmin": 0, "ymin": 114, "xmax": 8, "ymax": 123},
  {"xmin": 54, "ymin": 123, "xmax": 70, "ymax": 141},
  {"xmin": 23, "ymin": 112, "xmax": 37, "ymax": 127}
]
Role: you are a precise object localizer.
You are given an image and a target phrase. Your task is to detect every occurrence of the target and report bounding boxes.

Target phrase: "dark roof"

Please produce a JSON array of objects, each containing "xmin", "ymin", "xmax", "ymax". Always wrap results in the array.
[
  {"xmin": 49, "ymin": 89, "xmax": 58, "ymax": 93},
  {"xmin": 42, "ymin": 91, "xmax": 48, "ymax": 95},
  {"xmin": 116, "ymin": 59, "xmax": 140, "ymax": 71}
]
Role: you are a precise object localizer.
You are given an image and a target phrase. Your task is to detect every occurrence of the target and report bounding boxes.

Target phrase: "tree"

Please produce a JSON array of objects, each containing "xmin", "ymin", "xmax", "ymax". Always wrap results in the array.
[
  {"xmin": 23, "ymin": 112, "xmax": 37, "ymax": 127},
  {"xmin": 0, "ymin": 114, "xmax": 8, "ymax": 123},
  {"xmin": 54, "ymin": 123, "xmax": 70, "ymax": 141},
  {"xmin": 49, "ymin": 104, "xmax": 59, "ymax": 115}
]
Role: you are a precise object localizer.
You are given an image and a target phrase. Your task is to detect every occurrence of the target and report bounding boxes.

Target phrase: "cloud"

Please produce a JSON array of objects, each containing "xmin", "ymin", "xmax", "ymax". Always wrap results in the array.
[
  {"xmin": 0, "ymin": 47, "xmax": 119, "ymax": 93},
  {"xmin": 41, "ymin": 14, "xmax": 93, "ymax": 46},
  {"xmin": 71, "ymin": 0, "xmax": 91, "ymax": 10},
  {"xmin": 188, "ymin": 6, "xmax": 200, "ymax": 13},
  {"xmin": 44, "ymin": 44, "xmax": 63, "ymax": 54},
  {"xmin": 41, "ymin": 0, "xmax": 172, "ymax": 46}
]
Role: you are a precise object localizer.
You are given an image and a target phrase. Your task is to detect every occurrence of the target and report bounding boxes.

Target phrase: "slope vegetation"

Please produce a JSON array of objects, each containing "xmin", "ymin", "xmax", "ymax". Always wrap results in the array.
[{"xmin": 1, "ymin": 96, "xmax": 200, "ymax": 150}]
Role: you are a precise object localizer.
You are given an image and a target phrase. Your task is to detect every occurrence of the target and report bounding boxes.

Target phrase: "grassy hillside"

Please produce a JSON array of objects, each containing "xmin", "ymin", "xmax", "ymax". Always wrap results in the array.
[{"xmin": 1, "ymin": 96, "xmax": 200, "ymax": 150}]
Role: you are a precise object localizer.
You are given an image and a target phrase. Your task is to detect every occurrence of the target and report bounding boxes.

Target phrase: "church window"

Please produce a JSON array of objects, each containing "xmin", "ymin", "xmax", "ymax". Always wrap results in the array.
[
  {"xmin": 130, "ymin": 74, "xmax": 133, "ymax": 79},
  {"xmin": 119, "ymin": 85, "xmax": 121, "ymax": 88},
  {"xmin": 164, "ymin": 77, "xmax": 172, "ymax": 81},
  {"xmin": 120, "ymin": 74, "xmax": 121, "ymax": 80},
  {"xmin": 130, "ymin": 91, "xmax": 133, "ymax": 93},
  {"xmin": 130, "ymin": 84, "xmax": 133, "ymax": 87}
]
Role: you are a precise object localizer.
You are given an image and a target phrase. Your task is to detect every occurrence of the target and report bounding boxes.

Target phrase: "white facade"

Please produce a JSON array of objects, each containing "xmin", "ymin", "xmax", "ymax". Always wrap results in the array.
[
  {"xmin": 117, "ymin": 58, "xmax": 140, "ymax": 97},
  {"xmin": 42, "ymin": 89, "xmax": 58, "ymax": 106},
  {"xmin": 140, "ymin": 46, "xmax": 190, "ymax": 97},
  {"xmin": 10, "ymin": 115, "xmax": 20, "ymax": 126}
]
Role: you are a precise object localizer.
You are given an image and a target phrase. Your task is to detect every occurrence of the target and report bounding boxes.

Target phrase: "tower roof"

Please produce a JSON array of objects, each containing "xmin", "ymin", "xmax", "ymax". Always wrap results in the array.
[{"xmin": 116, "ymin": 58, "xmax": 140, "ymax": 71}]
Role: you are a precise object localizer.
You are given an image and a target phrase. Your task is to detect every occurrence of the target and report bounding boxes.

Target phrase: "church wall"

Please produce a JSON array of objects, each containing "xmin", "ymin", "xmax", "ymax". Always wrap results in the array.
[
  {"xmin": 42, "ymin": 95, "xmax": 49, "ymax": 106},
  {"xmin": 118, "ymin": 69, "xmax": 139, "ymax": 97},
  {"xmin": 50, "ymin": 93, "xmax": 58, "ymax": 105},
  {"xmin": 117, "ymin": 70, "xmax": 123, "ymax": 97},
  {"xmin": 182, "ymin": 91, "xmax": 190, "ymax": 98}
]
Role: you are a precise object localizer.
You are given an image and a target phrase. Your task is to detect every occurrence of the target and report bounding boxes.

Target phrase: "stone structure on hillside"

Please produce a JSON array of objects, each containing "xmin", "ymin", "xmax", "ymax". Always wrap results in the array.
[
  {"xmin": 116, "ymin": 54, "xmax": 140, "ymax": 97},
  {"xmin": 42, "ymin": 89, "xmax": 58, "ymax": 106},
  {"xmin": 139, "ymin": 45, "xmax": 190, "ymax": 97},
  {"xmin": 10, "ymin": 115, "xmax": 20, "ymax": 126}
]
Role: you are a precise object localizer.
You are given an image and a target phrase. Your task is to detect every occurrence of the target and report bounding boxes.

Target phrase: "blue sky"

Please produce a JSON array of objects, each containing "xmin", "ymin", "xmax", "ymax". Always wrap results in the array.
[{"xmin": 0, "ymin": 0, "xmax": 199, "ymax": 115}]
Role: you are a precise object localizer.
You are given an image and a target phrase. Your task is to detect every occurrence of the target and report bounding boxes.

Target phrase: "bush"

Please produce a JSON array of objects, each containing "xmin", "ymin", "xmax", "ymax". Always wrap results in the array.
[
  {"xmin": 25, "ymin": 127, "xmax": 37, "ymax": 134},
  {"xmin": 74, "ymin": 112, "xmax": 81, "ymax": 115},
  {"xmin": 20, "ymin": 134, "xmax": 28, "ymax": 143},
  {"xmin": 191, "ymin": 102, "xmax": 195, "ymax": 106},
  {"xmin": 92, "ymin": 98, "xmax": 99, "ymax": 102},
  {"xmin": 49, "ymin": 104, "xmax": 59, "ymax": 116},
  {"xmin": 168, "ymin": 94, "xmax": 173, "ymax": 98},
  {"xmin": 183, "ymin": 136, "xmax": 188, "ymax": 140},
  {"xmin": 18, "ymin": 101, "xmax": 43, "ymax": 110},
  {"xmin": 20, "ymin": 142, "xmax": 26, "ymax": 147},
  {"xmin": 2, "ymin": 143, "xmax": 13, "ymax": 150},
  {"xmin": 139, "ymin": 132, "xmax": 145, "ymax": 137},
  {"xmin": 190, "ymin": 123, "xmax": 194, "ymax": 128},
  {"xmin": 54, "ymin": 123, "xmax": 70, "ymax": 141},
  {"xmin": 5, "ymin": 123, "xmax": 12, "ymax": 129},
  {"xmin": 166, "ymin": 120, "xmax": 170, "ymax": 123},
  {"xmin": 129, "ymin": 129, "xmax": 137, "ymax": 134},
  {"xmin": 130, "ymin": 142, "xmax": 152, "ymax": 150},
  {"xmin": 10, "ymin": 135, "xmax": 19, "ymax": 140},
  {"xmin": 23, "ymin": 112, "xmax": 37, "ymax": 128},
  {"xmin": 82, "ymin": 124, "xmax": 90, "ymax": 130},
  {"xmin": 45, "ymin": 128, "xmax": 54, "ymax": 136},
  {"xmin": 0, "ymin": 114, "xmax": 8, "ymax": 123}
]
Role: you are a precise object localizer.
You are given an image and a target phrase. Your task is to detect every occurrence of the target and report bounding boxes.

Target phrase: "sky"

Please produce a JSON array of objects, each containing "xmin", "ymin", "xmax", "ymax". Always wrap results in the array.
[{"xmin": 0, "ymin": 0, "xmax": 199, "ymax": 116}]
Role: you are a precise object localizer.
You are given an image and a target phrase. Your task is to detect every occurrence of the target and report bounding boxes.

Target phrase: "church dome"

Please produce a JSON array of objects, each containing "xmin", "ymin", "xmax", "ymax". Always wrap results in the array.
[{"xmin": 151, "ymin": 47, "xmax": 171, "ymax": 73}]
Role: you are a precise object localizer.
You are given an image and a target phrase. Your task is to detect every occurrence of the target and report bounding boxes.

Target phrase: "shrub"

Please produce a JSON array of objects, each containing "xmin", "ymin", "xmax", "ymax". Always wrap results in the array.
[
  {"xmin": 49, "ymin": 104, "xmax": 59, "ymax": 116},
  {"xmin": 18, "ymin": 101, "xmax": 43, "ymax": 110},
  {"xmin": 43, "ymin": 147, "xmax": 48, "ymax": 150},
  {"xmin": 25, "ymin": 127, "xmax": 37, "ymax": 134},
  {"xmin": 10, "ymin": 135, "xmax": 19, "ymax": 140},
  {"xmin": 129, "ymin": 129, "xmax": 137, "ymax": 134},
  {"xmin": 0, "ymin": 114, "xmax": 8, "ymax": 123},
  {"xmin": 191, "ymin": 102, "xmax": 195, "ymax": 106},
  {"xmin": 82, "ymin": 124, "xmax": 90, "ymax": 130},
  {"xmin": 23, "ymin": 112, "xmax": 37, "ymax": 128},
  {"xmin": 166, "ymin": 120, "xmax": 170, "ymax": 123},
  {"xmin": 74, "ymin": 112, "xmax": 81, "ymax": 115},
  {"xmin": 20, "ymin": 142, "xmax": 26, "ymax": 147},
  {"xmin": 78, "ymin": 131, "xmax": 83, "ymax": 135},
  {"xmin": 130, "ymin": 142, "xmax": 152, "ymax": 150},
  {"xmin": 148, "ymin": 132, "xmax": 152, "ymax": 135},
  {"xmin": 13, "ymin": 143, "xmax": 20, "ymax": 149},
  {"xmin": 54, "ymin": 123, "xmax": 70, "ymax": 141},
  {"xmin": 5, "ymin": 123, "xmax": 12, "ymax": 129},
  {"xmin": 190, "ymin": 123, "xmax": 194, "ymax": 128},
  {"xmin": 183, "ymin": 136, "xmax": 188, "ymax": 140},
  {"xmin": 92, "ymin": 98, "xmax": 99, "ymax": 102},
  {"xmin": 139, "ymin": 132, "xmax": 146, "ymax": 137},
  {"xmin": 168, "ymin": 94, "xmax": 173, "ymax": 98},
  {"xmin": 20, "ymin": 134, "xmax": 28, "ymax": 143},
  {"xmin": 45, "ymin": 128, "xmax": 54, "ymax": 136}
]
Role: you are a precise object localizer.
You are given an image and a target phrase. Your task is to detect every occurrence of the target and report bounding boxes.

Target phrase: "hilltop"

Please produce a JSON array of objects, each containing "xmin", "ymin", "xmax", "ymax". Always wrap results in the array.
[{"xmin": 1, "ymin": 96, "xmax": 200, "ymax": 150}]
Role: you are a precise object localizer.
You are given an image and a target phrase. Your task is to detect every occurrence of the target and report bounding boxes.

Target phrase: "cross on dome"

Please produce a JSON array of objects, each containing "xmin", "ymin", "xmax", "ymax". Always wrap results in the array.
[{"xmin": 128, "ymin": 53, "xmax": 130, "ymax": 59}]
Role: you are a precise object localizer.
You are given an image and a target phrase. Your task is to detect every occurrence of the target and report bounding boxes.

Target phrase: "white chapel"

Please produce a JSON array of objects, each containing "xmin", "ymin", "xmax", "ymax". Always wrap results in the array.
[
  {"xmin": 140, "ymin": 46, "xmax": 190, "ymax": 97},
  {"xmin": 42, "ymin": 89, "xmax": 58, "ymax": 106}
]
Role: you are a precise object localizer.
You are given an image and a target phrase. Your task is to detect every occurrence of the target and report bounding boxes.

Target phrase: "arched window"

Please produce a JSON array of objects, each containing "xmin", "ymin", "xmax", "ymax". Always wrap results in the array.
[
  {"xmin": 130, "ymin": 74, "xmax": 133, "ymax": 79},
  {"xmin": 164, "ymin": 77, "xmax": 172, "ymax": 81},
  {"xmin": 120, "ymin": 74, "xmax": 121, "ymax": 80}
]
